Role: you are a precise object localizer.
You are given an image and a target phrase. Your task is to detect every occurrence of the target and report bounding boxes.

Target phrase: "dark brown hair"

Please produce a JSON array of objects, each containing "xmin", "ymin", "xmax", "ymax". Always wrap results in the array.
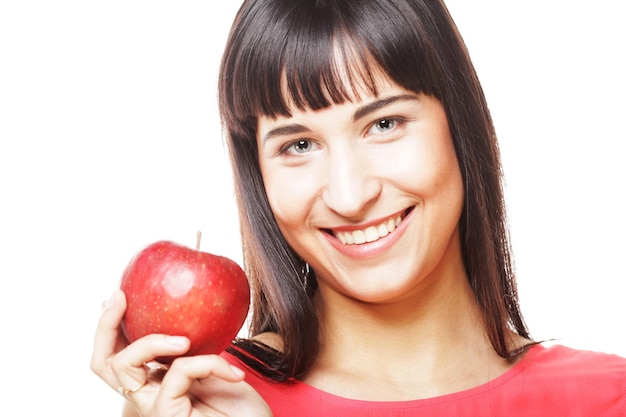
[{"xmin": 219, "ymin": 0, "xmax": 531, "ymax": 381}]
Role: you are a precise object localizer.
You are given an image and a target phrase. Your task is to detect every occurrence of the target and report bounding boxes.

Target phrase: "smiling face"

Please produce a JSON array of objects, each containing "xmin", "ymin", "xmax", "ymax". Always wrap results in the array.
[{"xmin": 257, "ymin": 76, "xmax": 465, "ymax": 304}]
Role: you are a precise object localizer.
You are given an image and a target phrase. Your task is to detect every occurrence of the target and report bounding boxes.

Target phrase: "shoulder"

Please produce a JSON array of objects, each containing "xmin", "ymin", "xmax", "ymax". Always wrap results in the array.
[
  {"xmin": 525, "ymin": 343, "xmax": 626, "ymax": 377},
  {"xmin": 514, "ymin": 343, "xmax": 626, "ymax": 413}
]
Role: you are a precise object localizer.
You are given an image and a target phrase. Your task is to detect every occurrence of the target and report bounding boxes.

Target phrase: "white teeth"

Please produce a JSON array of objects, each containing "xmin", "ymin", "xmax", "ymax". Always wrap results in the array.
[
  {"xmin": 334, "ymin": 214, "xmax": 404, "ymax": 246},
  {"xmin": 364, "ymin": 226, "xmax": 379, "ymax": 243},
  {"xmin": 353, "ymin": 230, "xmax": 366, "ymax": 244}
]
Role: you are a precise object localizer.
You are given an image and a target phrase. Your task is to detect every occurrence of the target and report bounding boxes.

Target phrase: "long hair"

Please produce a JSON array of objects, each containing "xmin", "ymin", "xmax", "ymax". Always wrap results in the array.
[{"xmin": 219, "ymin": 0, "xmax": 531, "ymax": 381}]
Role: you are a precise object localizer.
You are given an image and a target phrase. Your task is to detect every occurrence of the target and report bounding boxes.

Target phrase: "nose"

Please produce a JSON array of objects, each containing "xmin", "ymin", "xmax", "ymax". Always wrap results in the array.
[{"xmin": 321, "ymin": 147, "xmax": 381, "ymax": 218}]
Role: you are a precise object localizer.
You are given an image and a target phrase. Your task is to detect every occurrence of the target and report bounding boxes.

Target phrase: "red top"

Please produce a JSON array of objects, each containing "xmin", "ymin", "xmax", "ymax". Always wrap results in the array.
[{"xmin": 223, "ymin": 343, "xmax": 626, "ymax": 416}]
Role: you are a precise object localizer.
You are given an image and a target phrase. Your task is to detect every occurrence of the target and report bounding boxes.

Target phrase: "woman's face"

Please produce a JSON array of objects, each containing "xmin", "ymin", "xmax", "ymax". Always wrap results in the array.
[{"xmin": 256, "ymin": 76, "xmax": 465, "ymax": 303}]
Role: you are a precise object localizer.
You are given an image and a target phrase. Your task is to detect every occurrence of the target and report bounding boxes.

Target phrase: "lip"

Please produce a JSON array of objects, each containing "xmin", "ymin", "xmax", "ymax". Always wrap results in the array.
[{"xmin": 322, "ymin": 207, "xmax": 414, "ymax": 259}]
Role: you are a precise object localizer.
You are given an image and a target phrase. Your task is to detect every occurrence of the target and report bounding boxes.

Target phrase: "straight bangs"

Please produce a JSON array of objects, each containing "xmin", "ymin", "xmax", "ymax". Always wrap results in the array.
[{"xmin": 220, "ymin": 0, "xmax": 444, "ymax": 132}]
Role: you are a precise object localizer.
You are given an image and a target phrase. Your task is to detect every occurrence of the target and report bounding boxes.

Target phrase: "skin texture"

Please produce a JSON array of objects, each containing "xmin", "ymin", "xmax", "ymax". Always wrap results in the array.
[
  {"xmin": 257, "ymin": 77, "xmax": 523, "ymax": 400},
  {"xmin": 258, "ymin": 81, "xmax": 465, "ymax": 306}
]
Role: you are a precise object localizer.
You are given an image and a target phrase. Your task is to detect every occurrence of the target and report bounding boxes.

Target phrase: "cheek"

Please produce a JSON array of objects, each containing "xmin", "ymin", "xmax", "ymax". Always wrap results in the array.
[
  {"xmin": 261, "ymin": 166, "xmax": 319, "ymax": 231},
  {"xmin": 423, "ymin": 150, "xmax": 465, "ymax": 228},
  {"xmin": 386, "ymin": 131, "xmax": 464, "ymax": 215},
  {"xmin": 384, "ymin": 137, "xmax": 460, "ymax": 192},
  {"xmin": 424, "ymin": 144, "xmax": 463, "ymax": 194}
]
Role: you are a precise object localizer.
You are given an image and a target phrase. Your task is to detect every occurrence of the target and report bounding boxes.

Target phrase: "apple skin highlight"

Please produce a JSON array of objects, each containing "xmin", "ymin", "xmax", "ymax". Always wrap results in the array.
[{"xmin": 120, "ymin": 241, "xmax": 250, "ymax": 363}]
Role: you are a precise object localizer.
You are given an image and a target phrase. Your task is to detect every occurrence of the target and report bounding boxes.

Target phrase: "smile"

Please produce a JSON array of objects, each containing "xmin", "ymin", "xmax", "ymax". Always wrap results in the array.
[{"xmin": 332, "ymin": 209, "xmax": 410, "ymax": 245}]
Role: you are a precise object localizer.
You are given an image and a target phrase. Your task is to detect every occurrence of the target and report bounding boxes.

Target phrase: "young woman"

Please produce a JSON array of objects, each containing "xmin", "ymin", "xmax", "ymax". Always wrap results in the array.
[{"xmin": 91, "ymin": 0, "xmax": 626, "ymax": 415}]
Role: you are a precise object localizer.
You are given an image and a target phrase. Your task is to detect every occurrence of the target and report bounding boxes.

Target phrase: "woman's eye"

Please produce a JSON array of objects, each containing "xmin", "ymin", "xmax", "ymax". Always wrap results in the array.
[
  {"xmin": 369, "ymin": 118, "xmax": 397, "ymax": 134},
  {"xmin": 282, "ymin": 139, "xmax": 315, "ymax": 155}
]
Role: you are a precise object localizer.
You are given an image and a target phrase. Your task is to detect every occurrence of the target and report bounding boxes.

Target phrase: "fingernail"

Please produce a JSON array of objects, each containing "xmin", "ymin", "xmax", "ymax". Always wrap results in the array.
[
  {"xmin": 230, "ymin": 365, "xmax": 245, "ymax": 378},
  {"xmin": 166, "ymin": 336, "xmax": 188, "ymax": 348}
]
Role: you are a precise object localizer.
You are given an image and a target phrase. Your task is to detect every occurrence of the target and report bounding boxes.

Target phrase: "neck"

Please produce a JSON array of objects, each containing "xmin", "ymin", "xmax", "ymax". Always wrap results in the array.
[{"xmin": 306, "ymin": 264, "xmax": 517, "ymax": 400}]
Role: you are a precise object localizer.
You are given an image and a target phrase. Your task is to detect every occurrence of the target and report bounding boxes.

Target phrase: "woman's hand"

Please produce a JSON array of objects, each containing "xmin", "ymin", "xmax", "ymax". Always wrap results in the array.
[{"xmin": 91, "ymin": 290, "xmax": 272, "ymax": 417}]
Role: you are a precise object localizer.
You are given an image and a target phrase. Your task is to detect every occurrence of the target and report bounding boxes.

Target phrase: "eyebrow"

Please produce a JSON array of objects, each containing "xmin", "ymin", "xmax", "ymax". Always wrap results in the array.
[
  {"xmin": 262, "ymin": 94, "xmax": 420, "ymax": 144},
  {"xmin": 262, "ymin": 124, "xmax": 310, "ymax": 144},
  {"xmin": 352, "ymin": 94, "xmax": 420, "ymax": 122}
]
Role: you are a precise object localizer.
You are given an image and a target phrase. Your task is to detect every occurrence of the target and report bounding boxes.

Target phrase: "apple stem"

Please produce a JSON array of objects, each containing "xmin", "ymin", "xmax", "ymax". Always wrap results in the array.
[{"xmin": 196, "ymin": 231, "xmax": 202, "ymax": 250}]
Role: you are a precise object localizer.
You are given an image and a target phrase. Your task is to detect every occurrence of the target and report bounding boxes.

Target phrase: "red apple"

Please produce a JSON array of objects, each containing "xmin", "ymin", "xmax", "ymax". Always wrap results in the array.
[{"xmin": 119, "ymin": 240, "xmax": 250, "ymax": 363}]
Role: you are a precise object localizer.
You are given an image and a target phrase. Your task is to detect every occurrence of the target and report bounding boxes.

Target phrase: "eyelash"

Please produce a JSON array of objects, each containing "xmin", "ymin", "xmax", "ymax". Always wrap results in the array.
[{"xmin": 277, "ymin": 117, "xmax": 405, "ymax": 156}]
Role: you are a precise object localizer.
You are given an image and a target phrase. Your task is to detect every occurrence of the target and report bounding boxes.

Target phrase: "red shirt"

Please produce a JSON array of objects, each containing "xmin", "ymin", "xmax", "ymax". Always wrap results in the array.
[{"xmin": 223, "ymin": 343, "xmax": 626, "ymax": 416}]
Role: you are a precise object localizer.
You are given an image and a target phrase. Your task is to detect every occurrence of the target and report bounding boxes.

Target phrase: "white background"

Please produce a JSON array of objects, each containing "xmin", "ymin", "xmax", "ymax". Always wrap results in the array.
[{"xmin": 0, "ymin": 1, "xmax": 624, "ymax": 415}]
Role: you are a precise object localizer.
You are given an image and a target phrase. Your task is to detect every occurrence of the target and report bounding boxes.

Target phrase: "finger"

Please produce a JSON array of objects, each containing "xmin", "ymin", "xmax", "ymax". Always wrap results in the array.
[
  {"xmin": 111, "ymin": 334, "xmax": 190, "ymax": 392},
  {"xmin": 157, "ymin": 355, "xmax": 245, "ymax": 403},
  {"xmin": 90, "ymin": 290, "xmax": 127, "ymax": 381}
]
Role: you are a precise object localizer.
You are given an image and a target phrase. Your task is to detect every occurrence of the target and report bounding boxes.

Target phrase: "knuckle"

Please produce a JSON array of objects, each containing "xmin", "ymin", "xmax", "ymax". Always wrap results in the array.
[
  {"xmin": 109, "ymin": 353, "xmax": 127, "ymax": 374},
  {"xmin": 167, "ymin": 355, "xmax": 190, "ymax": 373}
]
